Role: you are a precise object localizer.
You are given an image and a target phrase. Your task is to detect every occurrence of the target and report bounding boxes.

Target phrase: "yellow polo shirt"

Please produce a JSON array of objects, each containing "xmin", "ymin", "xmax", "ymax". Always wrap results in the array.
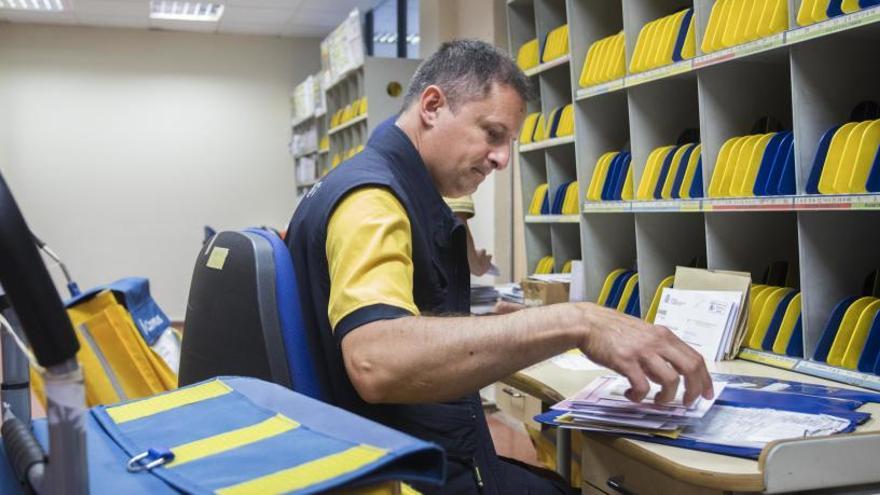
[{"xmin": 326, "ymin": 187, "xmax": 420, "ymax": 332}]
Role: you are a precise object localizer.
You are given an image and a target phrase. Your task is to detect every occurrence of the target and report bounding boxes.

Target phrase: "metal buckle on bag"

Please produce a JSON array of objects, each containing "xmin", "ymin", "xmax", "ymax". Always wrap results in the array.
[{"xmin": 127, "ymin": 447, "xmax": 174, "ymax": 472}]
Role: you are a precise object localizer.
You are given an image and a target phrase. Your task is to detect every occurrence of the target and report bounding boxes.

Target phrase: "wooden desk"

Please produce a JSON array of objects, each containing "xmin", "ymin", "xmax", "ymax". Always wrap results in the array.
[{"xmin": 502, "ymin": 358, "xmax": 880, "ymax": 494}]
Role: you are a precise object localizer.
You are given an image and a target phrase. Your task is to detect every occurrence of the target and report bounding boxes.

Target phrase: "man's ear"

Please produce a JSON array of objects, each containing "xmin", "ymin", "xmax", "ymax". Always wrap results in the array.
[{"xmin": 419, "ymin": 85, "xmax": 446, "ymax": 127}]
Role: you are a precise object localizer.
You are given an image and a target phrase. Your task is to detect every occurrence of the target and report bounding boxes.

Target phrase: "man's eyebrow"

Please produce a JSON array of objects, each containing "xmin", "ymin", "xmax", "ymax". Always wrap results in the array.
[{"xmin": 483, "ymin": 121, "xmax": 509, "ymax": 133}]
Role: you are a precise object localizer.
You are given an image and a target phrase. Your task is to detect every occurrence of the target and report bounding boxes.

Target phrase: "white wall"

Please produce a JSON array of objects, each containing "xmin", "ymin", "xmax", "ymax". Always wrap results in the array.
[{"xmin": 0, "ymin": 24, "xmax": 321, "ymax": 319}]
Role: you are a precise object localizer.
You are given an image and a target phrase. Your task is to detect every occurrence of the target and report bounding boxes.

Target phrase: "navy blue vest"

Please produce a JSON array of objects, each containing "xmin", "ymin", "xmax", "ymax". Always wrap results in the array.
[{"xmin": 286, "ymin": 125, "xmax": 505, "ymax": 493}]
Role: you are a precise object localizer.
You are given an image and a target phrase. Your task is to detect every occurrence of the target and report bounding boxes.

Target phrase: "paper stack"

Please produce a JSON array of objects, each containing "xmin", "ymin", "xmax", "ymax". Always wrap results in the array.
[
  {"xmin": 497, "ymin": 283, "xmax": 524, "ymax": 305},
  {"xmin": 470, "ymin": 284, "xmax": 500, "ymax": 306},
  {"xmin": 551, "ymin": 375, "xmax": 726, "ymax": 438},
  {"xmin": 653, "ymin": 288, "xmax": 742, "ymax": 362},
  {"xmin": 671, "ymin": 266, "xmax": 752, "ymax": 360}
]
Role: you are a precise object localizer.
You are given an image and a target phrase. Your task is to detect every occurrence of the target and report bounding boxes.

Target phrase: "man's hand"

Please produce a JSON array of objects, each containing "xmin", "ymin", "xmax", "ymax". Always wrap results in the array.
[
  {"xmin": 572, "ymin": 303, "xmax": 714, "ymax": 406},
  {"xmin": 469, "ymin": 249, "xmax": 493, "ymax": 276}
]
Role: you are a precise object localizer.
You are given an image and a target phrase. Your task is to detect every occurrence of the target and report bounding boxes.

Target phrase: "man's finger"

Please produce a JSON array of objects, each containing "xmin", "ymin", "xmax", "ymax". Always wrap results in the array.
[
  {"xmin": 641, "ymin": 355, "xmax": 679, "ymax": 405},
  {"xmin": 618, "ymin": 365, "xmax": 650, "ymax": 403},
  {"xmin": 658, "ymin": 341, "xmax": 713, "ymax": 406}
]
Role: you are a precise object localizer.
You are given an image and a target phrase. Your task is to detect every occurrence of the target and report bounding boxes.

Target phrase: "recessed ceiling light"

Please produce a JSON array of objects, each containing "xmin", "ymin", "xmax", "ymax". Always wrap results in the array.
[
  {"xmin": 150, "ymin": 1, "xmax": 225, "ymax": 22},
  {"xmin": 0, "ymin": 0, "xmax": 64, "ymax": 11}
]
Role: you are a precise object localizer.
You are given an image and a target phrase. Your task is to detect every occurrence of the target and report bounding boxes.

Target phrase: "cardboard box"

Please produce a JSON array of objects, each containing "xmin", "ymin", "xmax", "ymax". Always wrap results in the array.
[{"xmin": 521, "ymin": 279, "xmax": 570, "ymax": 306}]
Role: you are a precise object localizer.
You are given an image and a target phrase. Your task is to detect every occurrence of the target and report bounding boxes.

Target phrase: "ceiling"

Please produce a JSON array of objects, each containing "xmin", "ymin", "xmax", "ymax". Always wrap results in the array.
[{"xmin": 0, "ymin": 0, "xmax": 380, "ymax": 38}]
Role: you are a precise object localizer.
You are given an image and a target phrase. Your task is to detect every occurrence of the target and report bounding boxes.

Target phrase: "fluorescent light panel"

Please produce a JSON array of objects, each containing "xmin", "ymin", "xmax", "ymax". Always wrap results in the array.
[
  {"xmin": 0, "ymin": 0, "xmax": 64, "ymax": 11},
  {"xmin": 150, "ymin": 1, "xmax": 224, "ymax": 22}
]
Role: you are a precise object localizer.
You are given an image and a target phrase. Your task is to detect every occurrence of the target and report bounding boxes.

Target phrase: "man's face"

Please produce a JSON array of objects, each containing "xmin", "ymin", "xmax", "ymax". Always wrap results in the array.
[{"xmin": 424, "ymin": 83, "xmax": 526, "ymax": 197}]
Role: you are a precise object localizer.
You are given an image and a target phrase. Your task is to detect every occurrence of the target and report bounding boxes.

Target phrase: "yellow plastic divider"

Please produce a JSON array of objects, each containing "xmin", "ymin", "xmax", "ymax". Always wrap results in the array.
[
  {"xmin": 772, "ymin": 293, "xmax": 802, "ymax": 354},
  {"xmin": 533, "ymin": 113, "xmax": 548, "ymax": 142},
  {"xmin": 616, "ymin": 274, "xmax": 640, "ymax": 313},
  {"xmin": 849, "ymin": 120, "xmax": 880, "ymax": 192},
  {"xmin": 748, "ymin": 287, "xmax": 794, "ymax": 349},
  {"xmin": 743, "ymin": 285, "xmax": 771, "ymax": 345},
  {"xmin": 733, "ymin": 133, "xmax": 775, "ymax": 197},
  {"xmin": 516, "ymin": 38, "xmax": 540, "ymax": 71},
  {"xmin": 637, "ymin": 145, "xmax": 675, "ymax": 200},
  {"xmin": 679, "ymin": 143, "xmax": 703, "ymax": 199},
  {"xmin": 535, "ymin": 256, "xmax": 556, "ymax": 275},
  {"xmin": 519, "ymin": 112, "xmax": 541, "ymax": 144},
  {"xmin": 819, "ymin": 122, "xmax": 859, "ymax": 193},
  {"xmin": 703, "ymin": 0, "xmax": 787, "ymax": 53},
  {"xmin": 832, "ymin": 120, "xmax": 872, "ymax": 193},
  {"xmin": 587, "ymin": 152, "xmax": 619, "ymax": 201},
  {"xmin": 542, "ymin": 24, "xmax": 570, "ymax": 63},
  {"xmin": 842, "ymin": 299, "xmax": 880, "ymax": 369},
  {"xmin": 557, "ymin": 104, "xmax": 575, "ymax": 137},
  {"xmin": 528, "ymin": 183, "xmax": 549, "ymax": 215},
  {"xmin": 561, "ymin": 181, "xmax": 580, "ymax": 214},
  {"xmin": 561, "ymin": 260, "xmax": 574, "ymax": 274},
  {"xmin": 661, "ymin": 143, "xmax": 695, "ymax": 199},
  {"xmin": 827, "ymin": 296, "xmax": 878, "ymax": 366},
  {"xmin": 646, "ymin": 275, "xmax": 675, "ymax": 324},
  {"xmin": 597, "ymin": 269, "xmax": 628, "ymax": 306}
]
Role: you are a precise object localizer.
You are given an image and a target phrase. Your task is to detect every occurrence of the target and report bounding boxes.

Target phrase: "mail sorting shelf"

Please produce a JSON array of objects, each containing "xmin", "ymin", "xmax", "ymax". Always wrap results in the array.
[
  {"xmin": 512, "ymin": 0, "xmax": 580, "ymax": 275},
  {"xmin": 324, "ymin": 57, "xmax": 421, "ymax": 171},
  {"xmin": 509, "ymin": 1, "xmax": 880, "ymax": 389}
]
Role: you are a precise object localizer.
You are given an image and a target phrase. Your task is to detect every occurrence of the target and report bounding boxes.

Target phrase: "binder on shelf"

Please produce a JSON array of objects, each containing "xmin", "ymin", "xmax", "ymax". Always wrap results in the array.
[
  {"xmin": 646, "ymin": 275, "xmax": 675, "ymax": 323},
  {"xmin": 702, "ymin": 0, "xmax": 787, "ymax": 54},
  {"xmin": 528, "ymin": 183, "xmax": 550, "ymax": 215},
  {"xmin": 578, "ymin": 32, "xmax": 625, "ymax": 88},
  {"xmin": 319, "ymin": 135, "xmax": 330, "ymax": 152},
  {"xmin": 519, "ymin": 112, "xmax": 542, "ymax": 144},
  {"xmin": 556, "ymin": 104, "xmax": 574, "ymax": 137},
  {"xmin": 542, "ymin": 24, "xmax": 569, "ymax": 63},
  {"xmin": 587, "ymin": 152, "xmax": 617, "ymax": 201},
  {"xmin": 587, "ymin": 151, "xmax": 634, "ymax": 201},
  {"xmin": 516, "ymin": 38, "xmax": 540, "ymax": 71},
  {"xmin": 630, "ymin": 8, "xmax": 694, "ymax": 74}
]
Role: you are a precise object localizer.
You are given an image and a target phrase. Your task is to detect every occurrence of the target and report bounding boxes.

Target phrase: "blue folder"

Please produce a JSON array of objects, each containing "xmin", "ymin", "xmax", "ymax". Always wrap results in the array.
[
  {"xmin": 827, "ymin": 0, "xmax": 845, "ymax": 17},
  {"xmin": 775, "ymin": 138, "xmax": 796, "ymax": 195},
  {"xmin": 540, "ymin": 188, "xmax": 551, "ymax": 214},
  {"xmin": 786, "ymin": 317, "xmax": 804, "ymax": 358},
  {"xmin": 602, "ymin": 153, "xmax": 626, "ymax": 200},
  {"xmin": 866, "ymin": 143, "xmax": 880, "ymax": 192},
  {"xmin": 689, "ymin": 157, "xmax": 704, "ymax": 198},
  {"xmin": 761, "ymin": 291, "xmax": 799, "ymax": 351},
  {"xmin": 606, "ymin": 271, "xmax": 635, "ymax": 309},
  {"xmin": 858, "ymin": 311, "xmax": 880, "ymax": 372},
  {"xmin": 653, "ymin": 146, "xmax": 680, "ymax": 199},
  {"xmin": 671, "ymin": 8, "xmax": 694, "ymax": 62},
  {"xmin": 670, "ymin": 145, "xmax": 697, "ymax": 199},
  {"xmin": 535, "ymin": 381, "xmax": 871, "ymax": 459},
  {"xmin": 610, "ymin": 152, "xmax": 632, "ymax": 201},
  {"xmin": 754, "ymin": 132, "xmax": 787, "ymax": 196},
  {"xmin": 814, "ymin": 296, "xmax": 858, "ymax": 362},
  {"xmin": 624, "ymin": 283, "xmax": 640, "ymax": 317},
  {"xmin": 806, "ymin": 126, "xmax": 840, "ymax": 194},
  {"xmin": 551, "ymin": 182, "xmax": 571, "ymax": 214}
]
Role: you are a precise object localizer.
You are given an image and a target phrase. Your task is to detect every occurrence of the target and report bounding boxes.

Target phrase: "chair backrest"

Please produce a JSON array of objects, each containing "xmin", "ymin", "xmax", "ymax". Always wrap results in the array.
[{"xmin": 179, "ymin": 230, "xmax": 324, "ymax": 400}]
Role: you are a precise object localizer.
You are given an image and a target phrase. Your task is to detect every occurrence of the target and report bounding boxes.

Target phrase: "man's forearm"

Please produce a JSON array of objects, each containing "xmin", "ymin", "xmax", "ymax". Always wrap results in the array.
[{"xmin": 341, "ymin": 304, "xmax": 581, "ymax": 404}]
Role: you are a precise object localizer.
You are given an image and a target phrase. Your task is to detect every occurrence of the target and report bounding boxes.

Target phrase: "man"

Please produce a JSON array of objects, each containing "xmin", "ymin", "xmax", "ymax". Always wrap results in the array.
[{"xmin": 287, "ymin": 40, "xmax": 712, "ymax": 494}]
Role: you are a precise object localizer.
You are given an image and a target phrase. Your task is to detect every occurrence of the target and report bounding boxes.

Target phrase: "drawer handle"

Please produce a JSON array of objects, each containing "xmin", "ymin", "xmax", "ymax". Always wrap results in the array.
[
  {"xmin": 607, "ymin": 475, "xmax": 637, "ymax": 495},
  {"xmin": 501, "ymin": 387, "xmax": 524, "ymax": 398}
]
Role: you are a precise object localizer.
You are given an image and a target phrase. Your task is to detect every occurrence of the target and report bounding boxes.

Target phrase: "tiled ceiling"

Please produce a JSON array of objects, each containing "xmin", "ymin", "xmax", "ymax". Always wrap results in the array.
[{"xmin": 0, "ymin": 0, "xmax": 380, "ymax": 38}]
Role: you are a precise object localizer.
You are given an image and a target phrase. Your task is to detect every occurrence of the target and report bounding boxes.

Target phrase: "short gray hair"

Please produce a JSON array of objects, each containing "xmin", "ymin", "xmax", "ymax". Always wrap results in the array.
[{"xmin": 402, "ymin": 39, "xmax": 535, "ymax": 112}]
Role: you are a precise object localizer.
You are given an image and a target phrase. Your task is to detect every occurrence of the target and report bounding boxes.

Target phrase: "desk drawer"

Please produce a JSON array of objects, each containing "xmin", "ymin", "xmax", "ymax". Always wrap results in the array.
[
  {"xmin": 581, "ymin": 435, "xmax": 725, "ymax": 495},
  {"xmin": 494, "ymin": 383, "xmax": 542, "ymax": 429}
]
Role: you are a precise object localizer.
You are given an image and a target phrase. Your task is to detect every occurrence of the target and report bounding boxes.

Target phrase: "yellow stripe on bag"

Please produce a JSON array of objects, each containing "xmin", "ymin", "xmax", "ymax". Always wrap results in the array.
[
  {"xmin": 216, "ymin": 444, "xmax": 388, "ymax": 495},
  {"xmin": 167, "ymin": 414, "xmax": 300, "ymax": 468},
  {"xmin": 106, "ymin": 380, "xmax": 232, "ymax": 424}
]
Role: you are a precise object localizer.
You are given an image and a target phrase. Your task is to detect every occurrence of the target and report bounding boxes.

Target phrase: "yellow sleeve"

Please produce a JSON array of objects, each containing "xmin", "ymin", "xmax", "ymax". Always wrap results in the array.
[
  {"xmin": 326, "ymin": 187, "xmax": 420, "ymax": 336},
  {"xmin": 443, "ymin": 195, "xmax": 475, "ymax": 218}
]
